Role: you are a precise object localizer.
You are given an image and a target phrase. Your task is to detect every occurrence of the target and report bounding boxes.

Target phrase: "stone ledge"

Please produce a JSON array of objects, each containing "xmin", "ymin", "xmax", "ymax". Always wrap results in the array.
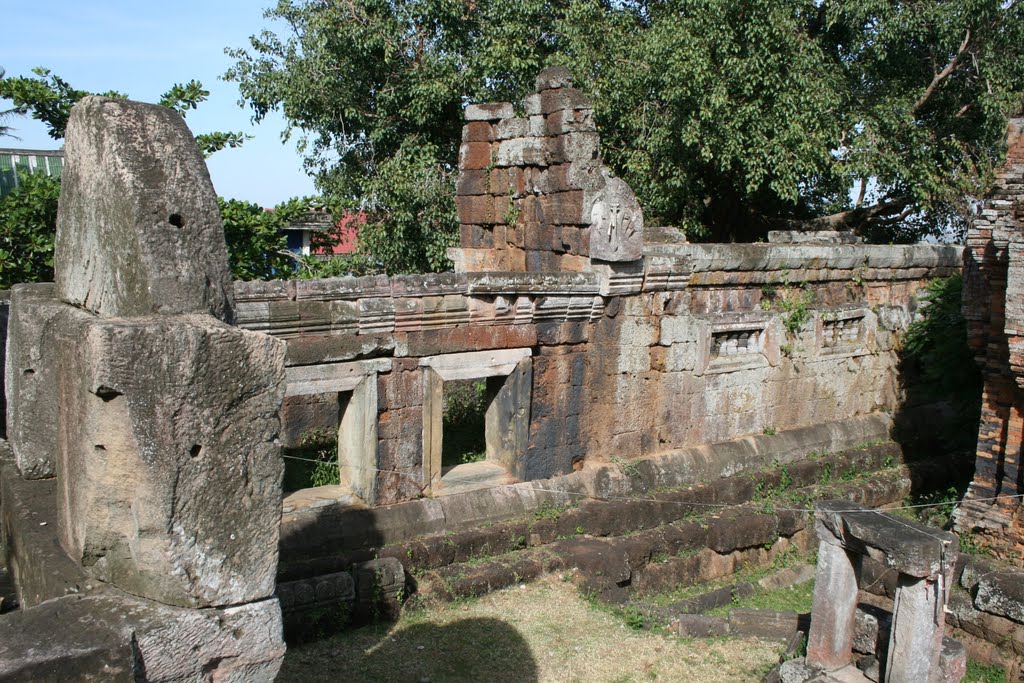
[{"xmin": 651, "ymin": 243, "xmax": 963, "ymax": 274}]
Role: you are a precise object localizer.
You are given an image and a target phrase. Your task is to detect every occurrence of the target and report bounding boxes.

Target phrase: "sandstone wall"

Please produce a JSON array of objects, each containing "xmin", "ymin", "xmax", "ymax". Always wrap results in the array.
[
  {"xmin": 955, "ymin": 117, "xmax": 1024, "ymax": 561},
  {"xmin": 236, "ymin": 242, "xmax": 960, "ymax": 507}
]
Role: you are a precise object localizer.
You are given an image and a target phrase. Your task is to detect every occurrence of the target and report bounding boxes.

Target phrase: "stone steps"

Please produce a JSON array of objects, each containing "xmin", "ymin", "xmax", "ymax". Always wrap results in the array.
[{"xmin": 405, "ymin": 460, "xmax": 918, "ymax": 607}]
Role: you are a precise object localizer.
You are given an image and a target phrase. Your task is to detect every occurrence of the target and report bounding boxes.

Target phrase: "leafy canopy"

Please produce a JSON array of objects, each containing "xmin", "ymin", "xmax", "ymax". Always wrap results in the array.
[
  {"xmin": 0, "ymin": 68, "xmax": 308, "ymax": 285},
  {"xmin": 0, "ymin": 67, "xmax": 248, "ymax": 157},
  {"xmin": 228, "ymin": 0, "xmax": 1024, "ymax": 248}
]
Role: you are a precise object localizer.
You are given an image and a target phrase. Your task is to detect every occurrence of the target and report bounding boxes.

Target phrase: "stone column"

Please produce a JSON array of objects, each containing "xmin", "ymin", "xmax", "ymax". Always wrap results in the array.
[
  {"xmin": 44, "ymin": 95, "xmax": 287, "ymax": 678},
  {"xmin": 885, "ymin": 574, "xmax": 946, "ymax": 683},
  {"xmin": 806, "ymin": 533, "xmax": 860, "ymax": 670}
]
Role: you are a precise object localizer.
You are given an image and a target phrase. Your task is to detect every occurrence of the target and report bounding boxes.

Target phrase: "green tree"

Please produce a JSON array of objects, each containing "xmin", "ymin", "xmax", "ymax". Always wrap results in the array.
[
  {"xmin": 0, "ymin": 68, "xmax": 248, "ymax": 157},
  {"xmin": 228, "ymin": 0, "xmax": 1024, "ymax": 247},
  {"xmin": 219, "ymin": 197, "xmax": 295, "ymax": 280},
  {"xmin": 0, "ymin": 171, "xmax": 60, "ymax": 288}
]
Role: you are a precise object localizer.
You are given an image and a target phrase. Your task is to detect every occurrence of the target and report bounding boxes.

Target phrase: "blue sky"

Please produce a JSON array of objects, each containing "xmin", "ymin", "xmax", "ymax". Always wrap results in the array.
[{"xmin": 2, "ymin": 1, "xmax": 316, "ymax": 206}]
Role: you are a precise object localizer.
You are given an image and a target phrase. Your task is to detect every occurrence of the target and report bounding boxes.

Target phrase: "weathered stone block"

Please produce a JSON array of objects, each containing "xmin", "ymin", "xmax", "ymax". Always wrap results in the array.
[
  {"xmin": 464, "ymin": 102, "xmax": 514, "ymax": 121},
  {"xmin": 886, "ymin": 574, "xmax": 946, "ymax": 682},
  {"xmin": 816, "ymin": 500, "xmax": 955, "ymax": 578},
  {"xmin": 495, "ymin": 137, "xmax": 547, "ymax": 167},
  {"xmin": 5, "ymin": 283, "xmax": 63, "ymax": 478},
  {"xmin": 457, "ymin": 194, "xmax": 495, "ymax": 225},
  {"xmin": 459, "ymin": 141, "xmax": 493, "ymax": 170},
  {"xmin": 974, "ymin": 569, "xmax": 1024, "ymax": 623},
  {"xmin": 456, "ymin": 169, "xmax": 489, "ymax": 196},
  {"xmin": 0, "ymin": 592, "xmax": 285, "ymax": 683},
  {"xmin": 807, "ymin": 541, "xmax": 860, "ymax": 671},
  {"xmin": 55, "ymin": 309, "xmax": 285, "ymax": 607},
  {"xmin": 495, "ymin": 117, "xmax": 528, "ymax": 140},
  {"xmin": 461, "ymin": 121, "xmax": 494, "ymax": 142},
  {"xmin": 54, "ymin": 97, "xmax": 233, "ymax": 320},
  {"xmin": 536, "ymin": 66, "xmax": 574, "ymax": 91}
]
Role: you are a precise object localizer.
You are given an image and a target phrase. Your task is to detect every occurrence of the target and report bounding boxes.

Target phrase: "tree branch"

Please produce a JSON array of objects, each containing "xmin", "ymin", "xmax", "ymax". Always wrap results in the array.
[
  {"xmin": 912, "ymin": 29, "xmax": 971, "ymax": 115},
  {"xmin": 783, "ymin": 197, "xmax": 915, "ymax": 232}
]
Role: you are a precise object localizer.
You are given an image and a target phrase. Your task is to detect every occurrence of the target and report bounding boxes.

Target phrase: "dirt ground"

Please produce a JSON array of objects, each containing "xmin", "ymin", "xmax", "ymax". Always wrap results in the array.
[{"xmin": 279, "ymin": 574, "xmax": 786, "ymax": 683}]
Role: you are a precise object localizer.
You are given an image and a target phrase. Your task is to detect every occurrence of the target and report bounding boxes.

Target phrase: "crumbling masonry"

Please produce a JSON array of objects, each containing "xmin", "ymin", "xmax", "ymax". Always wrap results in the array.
[
  {"xmin": 0, "ymin": 68, "xmax": 1010, "ymax": 679},
  {"xmin": 955, "ymin": 116, "xmax": 1024, "ymax": 561}
]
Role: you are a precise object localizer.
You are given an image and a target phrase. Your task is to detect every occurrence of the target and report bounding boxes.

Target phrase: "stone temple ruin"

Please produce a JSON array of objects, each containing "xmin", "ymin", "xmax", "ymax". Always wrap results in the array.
[{"xmin": 0, "ymin": 67, "xmax": 1021, "ymax": 680}]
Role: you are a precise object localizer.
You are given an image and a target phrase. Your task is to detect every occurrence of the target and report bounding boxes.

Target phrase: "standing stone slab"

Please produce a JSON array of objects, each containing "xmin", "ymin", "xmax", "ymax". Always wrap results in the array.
[
  {"xmin": 5, "ymin": 283, "xmax": 64, "ymax": 478},
  {"xmin": 55, "ymin": 96, "xmax": 234, "ymax": 321},
  {"xmin": 885, "ymin": 574, "xmax": 946, "ymax": 683},
  {"xmin": 806, "ymin": 538, "xmax": 861, "ymax": 671},
  {"xmin": 54, "ymin": 310, "xmax": 285, "ymax": 607}
]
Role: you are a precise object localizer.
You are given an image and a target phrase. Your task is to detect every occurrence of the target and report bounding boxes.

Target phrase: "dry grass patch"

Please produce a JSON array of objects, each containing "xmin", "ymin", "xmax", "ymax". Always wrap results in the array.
[{"xmin": 279, "ymin": 575, "xmax": 785, "ymax": 683}]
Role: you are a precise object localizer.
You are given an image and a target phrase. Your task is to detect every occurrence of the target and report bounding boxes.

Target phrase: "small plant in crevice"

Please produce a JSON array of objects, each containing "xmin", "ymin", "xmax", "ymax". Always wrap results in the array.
[
  {"xmin": 965, "ymin": 659, "xmax": 1009, "ymax": 683},
  {"xmin": 611, "ymin": 455, "xmax": 642, "ymax": 479},
  {"xmin": 959, "ymin": 530, "xmax": 985, "ymax": 556},
  {"xmin": 819, "ymin": 462, "xmax": 833, "ymax": 486},
  {"xmin": 762, "ymin": 279, "xmax": 815, "ymax": 336}
]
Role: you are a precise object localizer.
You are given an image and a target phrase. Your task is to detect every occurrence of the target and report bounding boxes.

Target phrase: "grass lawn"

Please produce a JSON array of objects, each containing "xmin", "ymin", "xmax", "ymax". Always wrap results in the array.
[{"xmin": 279, "ymin": 575, "xmax": 787, "ymax": 683}]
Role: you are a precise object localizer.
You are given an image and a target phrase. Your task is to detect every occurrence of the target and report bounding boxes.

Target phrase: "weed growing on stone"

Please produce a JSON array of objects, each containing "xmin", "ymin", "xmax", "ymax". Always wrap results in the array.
[
  {"xmin": 533, "ymin": 502, "xmax": 565, "ymax": 521},
  {"xmin": 763, "ymin": 425, "xmax": 778, "ymax": 436},
  {"xmin": 611, "ymin": 455, "xmax": 642, "ymax": 479},
  {"xmin": 965, "ymin": 660, "xmax": 1008, "ymax": 683},
  {"xmin": 819, "ymin": 463, "xmax": 833, "ymax": 485},
  {"xmin": 762, "ymin": 279, "xmax": 814, "ymax": 335},
  {"xmin": 959, "ymin": 530, "xmax": 985, "ymax": 556}
]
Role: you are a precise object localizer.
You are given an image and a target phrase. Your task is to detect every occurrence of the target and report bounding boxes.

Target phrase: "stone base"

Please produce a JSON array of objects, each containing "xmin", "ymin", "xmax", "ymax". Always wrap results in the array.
[
  {"xmin": 0, "ymin": 591, "xmax": 285, "ymax": 682},
  {"xmin": 54, "ymin": 308, "xmax": 286, "ymax": 607}
]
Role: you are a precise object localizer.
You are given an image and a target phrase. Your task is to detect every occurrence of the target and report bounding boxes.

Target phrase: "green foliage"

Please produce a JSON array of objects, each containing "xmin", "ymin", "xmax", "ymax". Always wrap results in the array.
[
  {"xmin": 965, "ymin": 660, "xmax": 1008, "ymax": 683},
  {"xmin": 959, "ymin": 530, "xmax": 985, "ymax": 556},
  {"xmin": 901, "ymin": 275, "xmax": 983, "ymax": 449},
  {"xmin": 0, "ymin": 171, "xmax": 59, "ymax": 288},
  {"xmin": 283, "ymin": 427, "xmax": 340, "ymax": 492},
  {"xmin": 442, "ymin": 379, "xmax": 489, "ymax": 468},
  {"xmin": 217, "ymin": 197, "xmax": 294, "ymax": 280},
  {"xmin": 229, "ymin": 0, "xmax": 1024, "ymax": 244},
  {"xmin": 763, "ymin": 281, "xmax": 814, "ymax": 334},
  {"xmin": 0, "ymin": 67, "xmax": 248, "ymax": 157}
]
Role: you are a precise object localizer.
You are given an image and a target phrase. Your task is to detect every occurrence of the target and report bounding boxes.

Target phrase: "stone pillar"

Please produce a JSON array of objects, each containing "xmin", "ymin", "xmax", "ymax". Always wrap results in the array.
[
  {"xmin": 886, "ymin": 574, "xmax": 946, "ymax": 683},
  {"xmin": 803, "ymin": 501, "xmax": 961, "ymax": 683},
  {"xmin": 806, "ymin": 534, "xmax": 860, "ymax": 670},
  {"xmin": 35, "ymin": 95, "xmax": 288, "ymax": 678}
]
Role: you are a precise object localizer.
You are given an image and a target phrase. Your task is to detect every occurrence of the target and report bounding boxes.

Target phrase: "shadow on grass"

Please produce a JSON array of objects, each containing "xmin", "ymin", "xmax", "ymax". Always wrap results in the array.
[{"xmin": 278, "ymin": 616, "xmax": 539, "ymax": 683}]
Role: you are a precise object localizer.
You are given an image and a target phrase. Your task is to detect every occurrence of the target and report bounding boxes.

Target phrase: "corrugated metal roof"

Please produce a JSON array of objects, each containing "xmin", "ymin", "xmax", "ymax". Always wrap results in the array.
[{"xmin": 0, "ymin": 149, "xmax": 64, "ymax": 197}]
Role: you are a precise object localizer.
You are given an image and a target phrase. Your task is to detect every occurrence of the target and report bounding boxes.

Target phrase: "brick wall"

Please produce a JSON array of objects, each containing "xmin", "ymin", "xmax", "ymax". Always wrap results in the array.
[
  {"xmin": 954, "ymin": 118, "xmax": 1024, "ymax": 562},
  {"xmin": 452, "ymin": 66, "xmax": 643, "ymax": 273}
]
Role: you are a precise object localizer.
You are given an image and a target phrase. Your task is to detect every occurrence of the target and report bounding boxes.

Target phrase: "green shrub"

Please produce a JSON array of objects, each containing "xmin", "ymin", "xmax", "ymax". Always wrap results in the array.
[{"xmin": 0, "ymin": 171, "xmax": 59, "ymax": 288}]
